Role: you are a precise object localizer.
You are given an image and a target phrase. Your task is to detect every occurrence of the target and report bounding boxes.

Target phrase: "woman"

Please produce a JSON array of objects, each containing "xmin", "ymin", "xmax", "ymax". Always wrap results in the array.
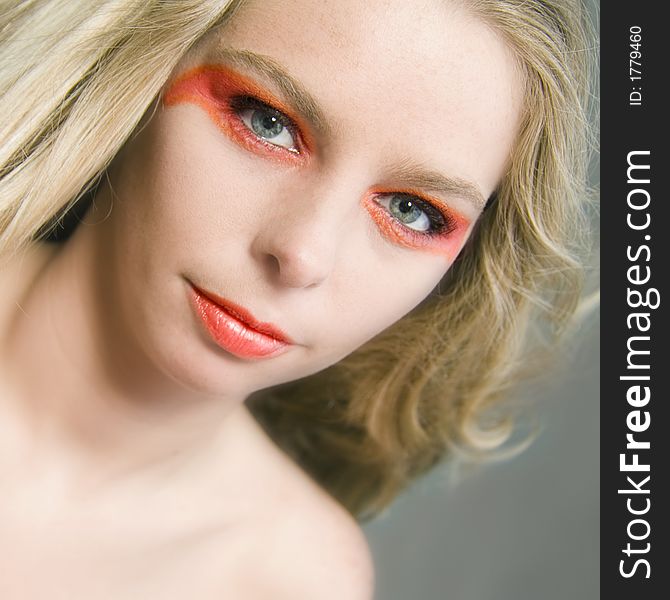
[{"xmin": 0, "ymin": 0, "xmax": 594, "ymax": 597}]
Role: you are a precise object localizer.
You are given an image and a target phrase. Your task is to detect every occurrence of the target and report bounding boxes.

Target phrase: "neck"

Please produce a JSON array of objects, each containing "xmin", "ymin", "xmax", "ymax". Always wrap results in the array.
[{"xmin": 0, "ymin": 217, "xmax": 249, "ymax": 492}]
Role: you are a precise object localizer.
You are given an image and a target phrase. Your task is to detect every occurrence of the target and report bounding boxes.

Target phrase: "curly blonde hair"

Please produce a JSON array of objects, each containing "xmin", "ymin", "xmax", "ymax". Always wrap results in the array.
[{"xmin": 0, "ymin": 0, "xmax": 596, "ymax": 519}]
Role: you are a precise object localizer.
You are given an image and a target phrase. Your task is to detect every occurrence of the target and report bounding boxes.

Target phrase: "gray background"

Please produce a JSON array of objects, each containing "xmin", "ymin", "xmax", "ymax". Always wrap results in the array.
[
  {"xmin": 363, "ymin": 314, "xmax": 599, "ymax": 599},
  {"xmin": 363, "ymin": 2, "xmax": 599, "ymax": 596}
]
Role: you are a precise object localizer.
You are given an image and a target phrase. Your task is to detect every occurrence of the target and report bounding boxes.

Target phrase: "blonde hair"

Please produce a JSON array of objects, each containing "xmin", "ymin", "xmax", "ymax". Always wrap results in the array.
[{"xmin": 0, "ymin": 0, "xmax": 596, "ymax": 519}]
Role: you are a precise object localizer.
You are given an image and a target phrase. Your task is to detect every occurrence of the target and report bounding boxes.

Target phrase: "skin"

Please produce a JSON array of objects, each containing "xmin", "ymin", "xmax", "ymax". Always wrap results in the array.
[{"xmin": 0, "ymin": 0, "xmax": 523, "ymax": 597}]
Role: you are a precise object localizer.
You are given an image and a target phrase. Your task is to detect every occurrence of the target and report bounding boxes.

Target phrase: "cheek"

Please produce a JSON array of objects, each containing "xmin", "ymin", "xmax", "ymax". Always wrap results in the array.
[
  {"xmin": 325, "ymin": 256, "xmax": 450, "ymax": 354},
  {"xmin": 119, "ymin": 108, "xmax": 260, "ymax": 244}
]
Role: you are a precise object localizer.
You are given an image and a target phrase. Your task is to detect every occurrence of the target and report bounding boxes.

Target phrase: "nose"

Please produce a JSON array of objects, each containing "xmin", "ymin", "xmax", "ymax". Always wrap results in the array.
[{"xmin": 250, "ymin": 184, "xmax": 354, "ymax": 289}]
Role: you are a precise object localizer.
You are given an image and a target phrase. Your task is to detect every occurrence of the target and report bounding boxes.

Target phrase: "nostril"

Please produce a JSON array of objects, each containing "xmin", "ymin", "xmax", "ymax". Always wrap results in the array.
[
  {"xmin": 266, "ymin": 245, "xmax": 331, "ymax": 289},
  {"xmin": 266, "ymin": 253, "xmax": 281, "ymax": 275}
]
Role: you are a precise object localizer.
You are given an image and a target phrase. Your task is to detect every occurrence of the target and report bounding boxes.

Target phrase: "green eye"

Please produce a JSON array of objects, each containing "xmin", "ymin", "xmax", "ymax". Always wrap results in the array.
[
  {"xmin": 235, "ymin": 98, "xmax": 298, "ymax": 151},
  {"xmin": 376, "ymin": 193, "xmax": 445, "ymax": 232},
  {"xmin": 249, "ymin": 109, "xmax": 285, "ymax": 138}
]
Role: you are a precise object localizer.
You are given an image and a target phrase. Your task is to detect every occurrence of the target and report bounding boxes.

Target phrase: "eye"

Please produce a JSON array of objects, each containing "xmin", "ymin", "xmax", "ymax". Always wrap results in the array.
[
  {"xmin": 375, "ymin": 193, "xmax": 446, "ymax": 233},
  {"xmin": 234, "ymin": 97, "xmax": 298, "ymax": 152}
]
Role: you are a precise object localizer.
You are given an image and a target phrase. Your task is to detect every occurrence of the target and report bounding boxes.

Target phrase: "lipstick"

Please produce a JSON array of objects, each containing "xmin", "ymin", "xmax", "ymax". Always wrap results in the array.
[{"xmin": 189, "ymin": 284, "xmax": 292, "ymax": 359}]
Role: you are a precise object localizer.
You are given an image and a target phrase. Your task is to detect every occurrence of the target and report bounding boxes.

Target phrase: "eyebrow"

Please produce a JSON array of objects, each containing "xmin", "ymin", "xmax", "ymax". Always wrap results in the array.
[
  {"xmin": 207, "ymin": 47, "xmax": 487, "ymax": 212},
  {"xmin": 207, "ymin": 46, "xmax": 331, "ymax": 137},
  {"xmin": 391, "ymin": 160, "xmax": 488, "ymax": 212}
]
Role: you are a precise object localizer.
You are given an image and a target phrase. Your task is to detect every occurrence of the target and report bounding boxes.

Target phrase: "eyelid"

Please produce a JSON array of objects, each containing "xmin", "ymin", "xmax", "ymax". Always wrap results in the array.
[
  {"xmin": 163, "ymin": 65, "xmax": 316, "ymax": 164},
  {"xmin": 207, "ymin": 64, "xmax": 317, "ymax": 153},
  {"xmin": 369, "ymin": 186, "xmax": 469, "ymax": 231},
  {"xmin": 361, "ymin": 187, "xmax": 472, "ymax": 257},
  {"xmin": 230, "ymin": 95, "xmax": 302, "ymax": 153}
]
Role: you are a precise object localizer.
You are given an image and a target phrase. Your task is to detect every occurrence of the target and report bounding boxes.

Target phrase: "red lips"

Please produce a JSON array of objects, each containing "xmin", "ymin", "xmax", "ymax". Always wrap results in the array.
[{"xmin": 189, "ymin": 284, "xmax": 293, "ymax": 359}]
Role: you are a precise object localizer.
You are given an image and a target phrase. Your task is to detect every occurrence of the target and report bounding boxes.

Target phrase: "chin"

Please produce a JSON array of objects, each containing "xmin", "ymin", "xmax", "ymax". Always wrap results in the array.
[{"xmin": 140, "ymin": 331, "xmax": 301, "ymax": 399}]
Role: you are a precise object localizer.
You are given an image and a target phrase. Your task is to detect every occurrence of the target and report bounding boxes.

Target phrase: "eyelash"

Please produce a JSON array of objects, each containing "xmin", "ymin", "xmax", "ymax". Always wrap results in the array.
[
  {"xmin": 377, "ymin": 192, "xmax": 452, "ymax": 235},
  {"xmin": 363, "ymin": 191, "xmax": 462, "ymax": 254},
  {"xmin": 227, "ymin": 95, "xmax": 304, "ymax": 157}
]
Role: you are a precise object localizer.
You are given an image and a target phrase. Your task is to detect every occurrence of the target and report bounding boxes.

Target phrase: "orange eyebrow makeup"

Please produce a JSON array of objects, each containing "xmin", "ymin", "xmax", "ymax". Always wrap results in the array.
[{"xmin": 163, "ymin": 65, "xmax": 315, "ymax": 165}]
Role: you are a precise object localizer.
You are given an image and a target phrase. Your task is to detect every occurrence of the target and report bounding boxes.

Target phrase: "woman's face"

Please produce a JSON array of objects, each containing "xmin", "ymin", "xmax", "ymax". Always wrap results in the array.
[{"xmin": 101, "ymin": 0, "xmax": 522, "ymax": 396}]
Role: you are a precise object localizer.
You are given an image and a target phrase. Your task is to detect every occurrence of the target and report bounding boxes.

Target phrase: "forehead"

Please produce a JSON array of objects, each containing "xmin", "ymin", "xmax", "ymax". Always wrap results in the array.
[{"xmin": 196, "ymin": 0, "xmax": 523, "ymax": 204}]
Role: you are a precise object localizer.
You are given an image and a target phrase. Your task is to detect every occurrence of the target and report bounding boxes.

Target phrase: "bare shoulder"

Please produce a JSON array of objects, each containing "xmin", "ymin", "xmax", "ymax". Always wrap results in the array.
[
  {"xmin": 249, "ymin": 491, "xmax": 375, "ymax": 599},
  {"xmin": 272, "ymin": 485, "xmax": 375, "ymax": 599},
  {"xmin": 234, "ymin": 419, "xmax": 375, "ymax": 599}
]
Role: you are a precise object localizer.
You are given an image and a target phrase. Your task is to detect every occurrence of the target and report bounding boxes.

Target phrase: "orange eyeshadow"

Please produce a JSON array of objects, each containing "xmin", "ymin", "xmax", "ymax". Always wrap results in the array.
[
  {"xmin": 362, "ymin": 187, "xmax": 471, "ymax": 258},
  {"xmin": 164, "ymin": 65, "xmax": 314, "ymax": 166}
]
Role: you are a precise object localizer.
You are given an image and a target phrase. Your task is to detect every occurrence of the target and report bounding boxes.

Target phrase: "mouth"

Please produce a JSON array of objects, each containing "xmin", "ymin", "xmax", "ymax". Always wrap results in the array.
[{"xmin": 188, "ymin": 283, "xmax": 293, "ymax": 359}]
